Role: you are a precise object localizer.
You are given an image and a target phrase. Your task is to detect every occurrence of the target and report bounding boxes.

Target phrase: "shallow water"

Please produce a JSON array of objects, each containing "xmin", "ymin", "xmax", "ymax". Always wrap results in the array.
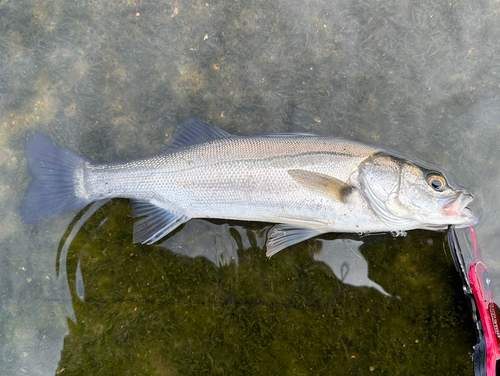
[{"xmin": 1, "ymin": 0, "xmax": 500, "ymax": 374}]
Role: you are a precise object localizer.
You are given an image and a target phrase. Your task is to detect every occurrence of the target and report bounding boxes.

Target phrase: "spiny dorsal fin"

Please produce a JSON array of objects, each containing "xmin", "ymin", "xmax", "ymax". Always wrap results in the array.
[
  {"xmin": 288, "ymin": 169, "xmax": 353, "ymax": 203},
  {"xmin": 161, "ymin": 119, "xmax": 233, "ymax": 152}
]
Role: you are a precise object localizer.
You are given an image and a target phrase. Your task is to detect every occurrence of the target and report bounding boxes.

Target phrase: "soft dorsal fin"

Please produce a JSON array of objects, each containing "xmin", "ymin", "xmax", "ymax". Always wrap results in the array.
[
  {"xmin": 255, "ymin": 132, "xmax": 319, "ymax": 138},
  {"xmin": 288, "ymin": 169, "xmax": 353, "ymax": 203},
  {"xmin": 161, "ymin": 119, "xmax": 233, "ymax": 152}
]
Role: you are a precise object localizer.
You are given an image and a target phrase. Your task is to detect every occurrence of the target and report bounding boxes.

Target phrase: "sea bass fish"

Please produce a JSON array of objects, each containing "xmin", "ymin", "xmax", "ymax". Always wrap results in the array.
[{"xmin": 20, "ymin": 119, "xmax": 477, "ymax": 256}]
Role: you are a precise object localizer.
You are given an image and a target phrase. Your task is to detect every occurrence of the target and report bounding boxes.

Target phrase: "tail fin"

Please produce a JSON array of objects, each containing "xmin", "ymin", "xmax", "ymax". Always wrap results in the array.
[{"xmin": 20, "ymin": 131, "xmax": 91, "ymax": 224}]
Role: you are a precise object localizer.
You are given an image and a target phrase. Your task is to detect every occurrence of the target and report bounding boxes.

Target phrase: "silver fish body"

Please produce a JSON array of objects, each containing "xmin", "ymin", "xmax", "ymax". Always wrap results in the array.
[{"xmin": 20, "ymin": 120, "xmax": 477, "ymax": 256}]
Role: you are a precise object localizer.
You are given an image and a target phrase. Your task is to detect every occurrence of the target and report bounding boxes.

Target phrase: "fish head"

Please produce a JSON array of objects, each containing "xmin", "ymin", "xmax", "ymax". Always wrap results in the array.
[{"xmin": 357, "ymin": 152, "xmax": 478, "ymax": 230}]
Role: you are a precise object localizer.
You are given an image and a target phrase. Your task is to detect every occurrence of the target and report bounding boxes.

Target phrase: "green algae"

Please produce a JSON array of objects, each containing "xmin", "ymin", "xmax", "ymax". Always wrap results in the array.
[{"xmin": 55, "ymin": 200, "xmax": 475, "ymax": 375}]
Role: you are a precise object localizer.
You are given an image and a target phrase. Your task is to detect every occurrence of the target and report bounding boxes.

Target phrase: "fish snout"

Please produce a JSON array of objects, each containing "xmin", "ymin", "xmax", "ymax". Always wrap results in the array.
[{"xmin": 441, "ymin": 191, "xmax": 478, "ymax": 225}]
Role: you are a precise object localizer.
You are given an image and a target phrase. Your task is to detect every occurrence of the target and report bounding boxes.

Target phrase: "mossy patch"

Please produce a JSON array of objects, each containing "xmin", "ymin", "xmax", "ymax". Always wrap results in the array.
[{"xmin": 56, "ymin": 200, "xmax": 474, "ymax": 375}]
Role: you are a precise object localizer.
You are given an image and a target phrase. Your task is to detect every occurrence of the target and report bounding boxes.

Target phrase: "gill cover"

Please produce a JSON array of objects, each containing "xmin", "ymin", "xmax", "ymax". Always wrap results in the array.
[{"xmin": 357, "ymin": 153, "xmax": 422, "ymax": 229}]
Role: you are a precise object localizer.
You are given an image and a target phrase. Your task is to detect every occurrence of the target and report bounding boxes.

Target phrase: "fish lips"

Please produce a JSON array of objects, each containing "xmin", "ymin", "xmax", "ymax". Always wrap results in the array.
[{"xmin": 440, "ymin": 192, "xmax": 478, "ymax": 226}]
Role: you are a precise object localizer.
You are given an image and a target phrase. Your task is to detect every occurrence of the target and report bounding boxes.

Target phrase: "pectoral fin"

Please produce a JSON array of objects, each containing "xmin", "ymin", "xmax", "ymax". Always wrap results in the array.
[{"xmin": 288, "ymin": 169, "xmax": 353, "ymax": 203}]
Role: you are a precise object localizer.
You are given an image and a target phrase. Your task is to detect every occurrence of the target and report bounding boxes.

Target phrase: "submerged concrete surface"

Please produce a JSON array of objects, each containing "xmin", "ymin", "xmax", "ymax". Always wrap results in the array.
[{"xmin": 1, "ymin": 0, "xmax": 499, "ymax": 374}]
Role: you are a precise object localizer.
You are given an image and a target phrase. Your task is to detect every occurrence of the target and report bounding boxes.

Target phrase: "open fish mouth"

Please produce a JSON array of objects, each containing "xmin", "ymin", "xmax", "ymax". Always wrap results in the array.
[{"xmin": 441, "ymin": 192, "xmax": 478, "ymax": 225}]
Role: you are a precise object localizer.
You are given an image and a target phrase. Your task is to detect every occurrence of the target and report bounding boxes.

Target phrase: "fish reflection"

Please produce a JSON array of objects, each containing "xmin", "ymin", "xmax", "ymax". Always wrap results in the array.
[
  {"xmin": 160, "ymin": 220, "xmax": 390, "ymax": 296},
  {"xmin": 60, "ymin": 201, "xmax": 391, "ymax": 299}
]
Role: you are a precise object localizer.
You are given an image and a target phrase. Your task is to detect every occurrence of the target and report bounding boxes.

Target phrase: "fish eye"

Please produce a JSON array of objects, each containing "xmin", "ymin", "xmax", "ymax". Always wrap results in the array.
[{"xmin": 427, "ymin": 174, "xmax": 446, "ymax": 191}]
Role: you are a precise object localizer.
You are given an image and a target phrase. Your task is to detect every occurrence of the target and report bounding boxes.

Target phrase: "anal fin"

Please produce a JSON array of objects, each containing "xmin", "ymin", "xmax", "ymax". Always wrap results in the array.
[{"xmin": 131, "ymin": 200, "xmax": 189, "ymax": 244}]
